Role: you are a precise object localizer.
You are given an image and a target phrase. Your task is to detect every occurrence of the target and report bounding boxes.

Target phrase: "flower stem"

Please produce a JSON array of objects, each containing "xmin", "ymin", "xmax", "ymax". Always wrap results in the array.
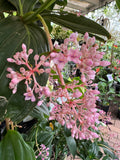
[
  {"xmin": 35, "ymin": 128, "xmax": 41, "ymax": 153},
  {"xmin": 23, "ymin": 0, "xmax": 56, "ymax": 23},
  {"xmin": 37, "ymin": 14, "xmax": 53, "ymax": 51},
  {"xmin": 5, "ymin": 118, "xmax": 10, "ymax": 130},
  {"xmin": 37, "ymin": 14, "xmax": 65, "ymax": 86},
  {"xmin": 11, "ymin": 121, "xmax": 14, "ymax": 130},
  {"xmin": 19, "ymin": 0, "xmax": 23, "ymax": 16},
  {"xmin": 110, "ymin": 43, "xmax": 114, "ymax": 67}
]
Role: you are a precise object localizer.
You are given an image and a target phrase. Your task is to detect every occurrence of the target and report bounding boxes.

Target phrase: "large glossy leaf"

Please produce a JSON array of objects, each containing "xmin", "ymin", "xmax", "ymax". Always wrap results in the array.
[
  {"xmin": 41, "ymin": 11, "xmax": 111, "ymax": 41},
  {"xmin": 24, "ymin": 0, "xmax": 56, "ymax": 22},
  {"xmin": 0, "ymin": 130, "xmax": 36, "ymax": 160},
  {"xmin": 66, "ymin": 136, "xmax": 77, "ymax": 157},
  {"xmin": 0, "ymin": 0, "xmax": 16, "ymax": 12},
  {"xmin": 56, "ymin": 0, "xmax": 67, "ymax": 6},
  {"xmin": 9, "ymin": 0, "xmax": 37, "ymax": 15},
  {"xmin": 0, "ymin": 16, "xmax": 49, "ymax": 122},
  {"xmin": 116, "ymin": 0, "xmax": 120, "ymax": 9}
]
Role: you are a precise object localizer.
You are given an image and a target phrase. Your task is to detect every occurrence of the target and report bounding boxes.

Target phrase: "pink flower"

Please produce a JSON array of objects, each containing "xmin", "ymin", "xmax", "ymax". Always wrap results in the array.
[
  {"xmin": 22, "ymin": 43, "xmax": 27, "ymax": 52},
  {"xmin": 73, "ymin": 89, "xmax": 82, "ymax": 98},
  {"xmin": 42, "ymin": 87, "xmax": 51, "ymax": 97},
  {"xmin": 51, "ymin": 53, "xmax": 67, "ymax": 70},
  {"xmin": 87, "ymin": 37, "xmax": 95, "ymax": 47},
  {"xmin": 37, "ymin": 100, "xmax": 43, "ymax": 106},
  {"xmin": 67, "ymin": 48, "xmax": 81, "ymax": 64},
  {"xmin": 69, "ymin": 32, "xmax": 78, "ymax": 43},
  {"xmin": 100, "ymin": 61, "xmax": 111, "ymax": 66},
  {"xmin": 84, "ymin": 32, "xmax": 89, "ymax": 42},
  {"xmin": 6, "ymin": 68, "xmax": 25, "ymax": 94},
  {"xmin": 7, "ymin": 58, "xmax": 16, "ymax": 63},
  {"xmin": 24, "ymin": 88, "xmax": 36, "ymax": 102}
]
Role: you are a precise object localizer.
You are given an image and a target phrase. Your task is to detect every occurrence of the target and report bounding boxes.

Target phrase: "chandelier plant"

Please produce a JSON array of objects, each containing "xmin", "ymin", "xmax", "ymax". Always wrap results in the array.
[
  {"xmin": 0, "ymin": 0, "xmax": 119, "ymax": 159},
  {"xmin": 6, "ymin": 32, "xmax": 111, "ymax": 141}
]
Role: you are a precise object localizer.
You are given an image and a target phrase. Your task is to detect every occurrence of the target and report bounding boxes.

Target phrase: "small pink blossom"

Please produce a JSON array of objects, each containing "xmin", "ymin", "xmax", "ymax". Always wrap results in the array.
[
  {"xmin": 51, "ymin": 53, "xmax": 67, "ymax": 70},
  {"xmin": 7, "ymin": 58, "xmax": 16, "ymax": 63},
  {"xmin": 37, "ymin": 100, "xmax": 43, "ymax": 106},
  {"xmin": 24, "ymin": 88, "xmax": 36, "ymax": 102},
  {"xmin": 67, "ymin": 48, "xmax": 81, "ymax": 64},
  {"xmin": 100, "ymin": 61, "xmax": 111, "ymax": 66},
  {"xmin": 42, "ymin": 87, "xmax": 51, "ymax": 97},
  {"xmin": 35, "ymin": 144, "xmax": 49, "ymax": 160},
  {"xmin": 69, "ymin": 32, "xmax": 78, "ymax": 43},
  {"xmin": 34, "ymin": 54, "xmax": 39, "ymax": 61},
  {"xmin": 73, "ymin": 89, "xmax": 82, "ymax": 98}
]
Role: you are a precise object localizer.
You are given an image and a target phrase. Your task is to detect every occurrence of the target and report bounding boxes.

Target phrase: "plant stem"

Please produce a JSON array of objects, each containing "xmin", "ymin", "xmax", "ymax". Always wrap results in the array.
[
  {"xmin": 19, "ymin": 0, "xmax": 23, "ymax": 16},
  {"xmin": 99, "ymin": 143, "xmax": 115, "ymax": 153},
  {"xmin": 5, "ymin": 118, "xmax": 10, "ymax": 130},
  {"xmin": 35, "ymin": 128, "xmax": 41, "ymax": 153},
  {"xmin": 37, "ymin": 14, "xmax": 65, "ymax": 86},
  {"xmin": 11, "ymin": 121, "xmax": 14, "ymax": 130},
  {"xmin": 23, "ymin": 0, "xmax": 56, "ymax": 23},
  {"xmin": 37, "ymin": 14, "xmax": 53, "ymax": 50},
  {"xmin": 110, "ymin": 43, "xmax": 114, "ymax": 67}
]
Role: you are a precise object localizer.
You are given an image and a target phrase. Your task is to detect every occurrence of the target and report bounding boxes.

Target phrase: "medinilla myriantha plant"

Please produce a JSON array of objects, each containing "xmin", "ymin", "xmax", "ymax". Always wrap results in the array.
[{"xmin": 0, "ymin": 0, "xmax": 119, "ymax": 159}]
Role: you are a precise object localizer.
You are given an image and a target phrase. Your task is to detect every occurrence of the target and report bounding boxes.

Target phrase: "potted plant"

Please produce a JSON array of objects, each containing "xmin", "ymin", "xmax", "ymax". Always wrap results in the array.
[
  {"xmin": 51, "ymin": 24, "xmax": 73, "ymax": 44},
  {"xmin": 97, "ymin": 77, "xmax": 115, "ymax": 114}
]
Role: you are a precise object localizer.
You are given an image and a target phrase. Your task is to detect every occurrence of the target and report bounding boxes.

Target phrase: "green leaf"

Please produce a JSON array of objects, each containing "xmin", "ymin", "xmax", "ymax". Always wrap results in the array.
[
  {"xmin": 102, "ymin": 156, "xmax": 111, "ymax": 160},
  {"xmin": 42, "ymin": 11, "xmax": 111, "ymax": 41},
  {"xmin": 9, "ymin": 0, "xmax": 37, "ymax": 15},
  {"xmin": 23, "ymin": 0, "xmax": 56, "ymax": 23},
  {"xmin": 37, "ymin": 131, "xmax": 54, "ymax": 146},
  {"xmin": 99, "ymin": 141, "xmax": 118, "ymax": 159},
  {"xmin": 0, "ymin": 0, "xmax": 16, "ymax": 12},
  {"xmin": 0, "ymin": 16, "xmax": 49, "ymax": 122},
  {"xmin": 97, "ymin": 151, "xmax": 103, "ymax": 159},
  {"xmin": 56, "ymin": 0, "xmax": 67, "ymax": 6},
  {"xmin": 88, "ymin": 142, "xmax": 99, "ymax": 158},
  {"xmin": 98, "ymin": 77, "xmax": 106, "ymax": 82},
  {"xmin": 116, "ymin": 0, "xmax": 120, "ymax": 9},
  {"xmin": 64, "ymin": 124, "xmax": 71, "ymax": 137},
  {"xmin": 66, "ymin": 136, "xmax": 77, "ymax": 157},
  {"xmin": 38, "ymin": 102, "xmax": 50, "ymax": 116},
  {"xmin": 0, "ymin": 130, "xmax": 36, "ymax": 160},
  {"xmin": 31, "ymin": 102, "xmax": 50, "ymax": 119},
  {"xmin": 52, "ymin": 75, "xmax": 60, "ymax": 83}
]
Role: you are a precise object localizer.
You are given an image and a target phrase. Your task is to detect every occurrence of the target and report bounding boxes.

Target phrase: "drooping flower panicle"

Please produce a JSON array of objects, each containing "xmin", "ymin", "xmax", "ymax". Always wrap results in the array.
[{"xmin": 7, "ymin": 33, "xmax": 111, "ymax": 140}]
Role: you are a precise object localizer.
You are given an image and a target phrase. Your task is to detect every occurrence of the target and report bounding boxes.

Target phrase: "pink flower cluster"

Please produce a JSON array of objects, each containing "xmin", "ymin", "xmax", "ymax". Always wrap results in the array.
[
  {"xmin": 6, "ymin": 44, "xmax": 51, "ymax": 106},
  {"xmin": 49, "ymin": 80, "xmax": 100, "ymax": 139},
  {"xmin": 6, "ymin": 32, "xmax": 111, "ymax": 140},
  {"xmin": 35, "ymin": 144, "xmax": 49, "ymax": 160},
  {"xmin": 51, "ymin": 32, "xmax": 111, "ymax": 83}
]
